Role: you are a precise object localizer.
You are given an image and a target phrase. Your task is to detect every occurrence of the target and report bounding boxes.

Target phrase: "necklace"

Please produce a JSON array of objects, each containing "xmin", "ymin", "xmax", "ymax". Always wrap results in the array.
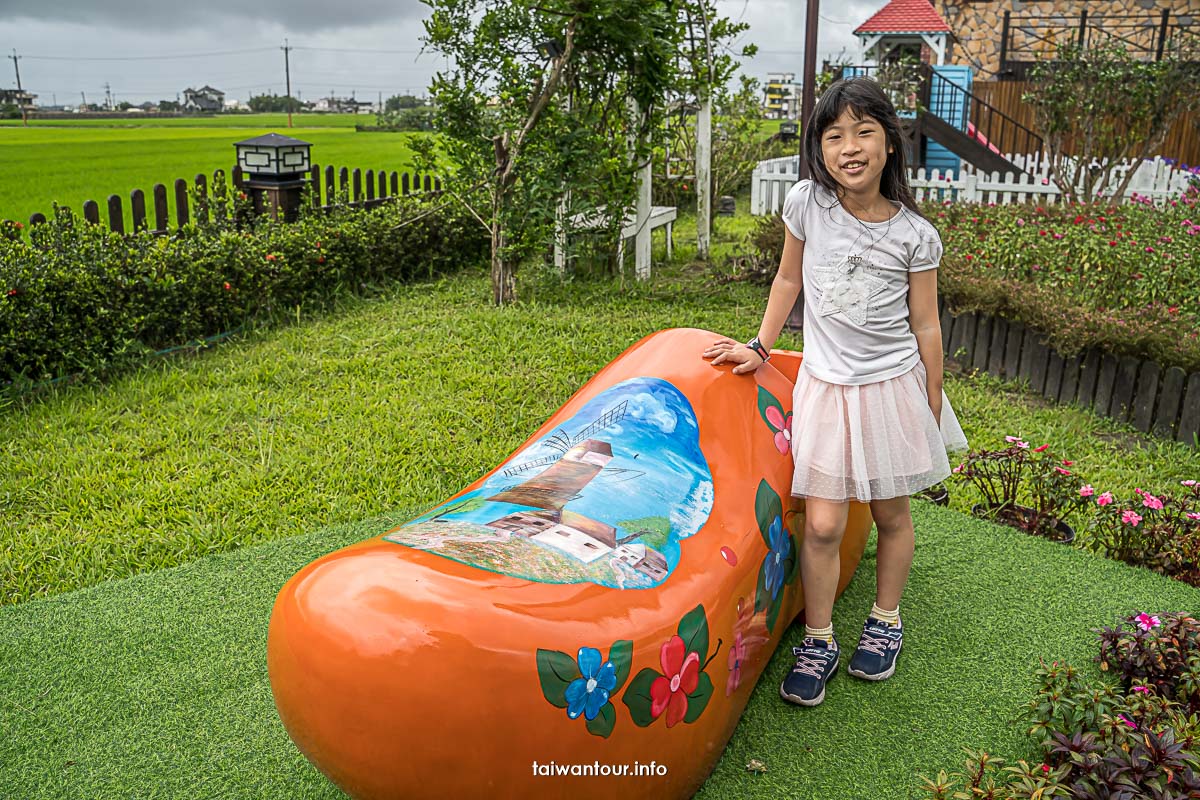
[{"xmin": 838, "ymin": 197, "xmax": 897, "ymax": 274}]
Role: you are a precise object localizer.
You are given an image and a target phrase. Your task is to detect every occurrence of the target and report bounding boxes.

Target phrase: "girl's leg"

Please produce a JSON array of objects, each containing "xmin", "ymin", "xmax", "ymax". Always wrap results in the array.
[
  {"xmin": 800, "ymin": 496, "xmax": 850, "ymax": 629},
  {"xmin": 867, "ymin": 495, "xmax": 914, "ymax": 611}
]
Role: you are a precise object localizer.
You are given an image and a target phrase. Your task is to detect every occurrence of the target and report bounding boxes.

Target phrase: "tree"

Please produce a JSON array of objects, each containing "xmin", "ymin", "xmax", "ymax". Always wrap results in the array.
[
  {"xmin": 385, "ymin": 94, "xmax": 424, "ymax": 112},
  {"xmin": 248, "ymin": 93, "xmax": 304, "ymax": 113},
  {"xmin": 1024, "ymin": 41, "xmax": 1200, "ymax": 204},
  {"xmin": 419, "ymin": 0, "xmax": 681, "ymax": 305},
  {"xmin": 158, "ymin": 100, "xmax": 181, "ymax": 112}
]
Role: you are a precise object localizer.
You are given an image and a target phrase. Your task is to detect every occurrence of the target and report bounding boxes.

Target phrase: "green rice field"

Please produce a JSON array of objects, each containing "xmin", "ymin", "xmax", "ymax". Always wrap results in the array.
[{"xmin": 0, "ymin": 114, "xmax": 425, "ymax": 226}]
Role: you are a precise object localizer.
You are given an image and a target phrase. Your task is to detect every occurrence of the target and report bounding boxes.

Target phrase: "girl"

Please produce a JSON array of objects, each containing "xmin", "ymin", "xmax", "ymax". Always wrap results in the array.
[{"xmin": 702, "ymin": 77, "xmax": 969, "ymax": 707}]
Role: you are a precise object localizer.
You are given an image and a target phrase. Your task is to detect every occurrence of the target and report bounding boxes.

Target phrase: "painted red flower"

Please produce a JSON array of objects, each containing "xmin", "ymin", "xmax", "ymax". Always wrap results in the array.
[
  {"xmin": 726, "ymin": 632, "xmax": 746, "ymax": 696},
  {"xmin": 649, "ymin": 635, "xmax": 700, "ymax": 727},
  {"xmin": 765, "ymin": 406, "xmax": 792, "ymax": 454}
]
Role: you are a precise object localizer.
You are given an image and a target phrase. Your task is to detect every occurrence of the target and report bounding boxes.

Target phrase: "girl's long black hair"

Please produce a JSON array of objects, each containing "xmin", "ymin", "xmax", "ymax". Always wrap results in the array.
[{"xmin": 803, "ymin": 77, "xmax": 924, "ymax": 218}]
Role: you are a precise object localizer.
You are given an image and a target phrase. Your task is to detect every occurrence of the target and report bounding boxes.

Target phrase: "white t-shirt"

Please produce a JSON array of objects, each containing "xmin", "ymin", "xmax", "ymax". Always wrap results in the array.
[{"xmin": 781, "ymin": 179, "xmax": 943, "ymax": 386}]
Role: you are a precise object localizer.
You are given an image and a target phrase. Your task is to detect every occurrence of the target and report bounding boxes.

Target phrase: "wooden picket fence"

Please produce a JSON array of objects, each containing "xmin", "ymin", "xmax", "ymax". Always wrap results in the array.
[
  {"xmin": 750, "ymin": 155, "xmax": 1195, "ymax": 214},
  {"xmin": 4, "ymin": 164, "xmax": 444, "ymax": 235},
  {"xmin": 938, "ymin": 297, "xmax": 1200, "ymax": 448}
]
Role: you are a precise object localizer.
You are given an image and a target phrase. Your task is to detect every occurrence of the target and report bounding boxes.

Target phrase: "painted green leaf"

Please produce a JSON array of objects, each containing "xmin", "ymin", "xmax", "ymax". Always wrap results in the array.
[
  {"xmin": 677, "ymin": 604, "xmax": 709, "ymax": 663},
  {"xmin": 609, "ymin": 639, "xmax": 633, "ymax": 691},
  {"xmin": 683, "ymin": 672, "xmax": 714, "ymax": 724},
  {"xmin": 757, "ymin": 386, "xmax": 783, "ymax": 430},
  {"xmin": 622, "ymin": 668, "xmax": 661, "ymax": 728},
  {"xmin": 536, "ymin": 648, "xmax": 580, "ymax": 708},
  {"xmin": 585, "ymin": 702, "xmax": 616, "ymax": 738},
  {"xmin": 754, "ymin": 556, "xmax": 770, "ymax": 613},
  {"xmin": 755, "ymin": 480, "xmax": 782, "ymax": 545}
]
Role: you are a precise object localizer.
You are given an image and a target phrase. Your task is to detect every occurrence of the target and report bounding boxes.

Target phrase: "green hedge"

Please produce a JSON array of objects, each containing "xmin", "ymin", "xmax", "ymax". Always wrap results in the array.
[{"xmin": 0, "ymin": 196, "xmax": 489, "ymax": 387}]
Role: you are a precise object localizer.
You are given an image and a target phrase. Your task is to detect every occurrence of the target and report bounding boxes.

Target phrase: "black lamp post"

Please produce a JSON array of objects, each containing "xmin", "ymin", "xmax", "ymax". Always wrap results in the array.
[{"xmin": 234, "ymin": 132, "xmax": 312, "ymax": 222}]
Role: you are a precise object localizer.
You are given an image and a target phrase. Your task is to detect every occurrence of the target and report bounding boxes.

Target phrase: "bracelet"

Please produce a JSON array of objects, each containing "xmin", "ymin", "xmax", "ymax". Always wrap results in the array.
[{"xmin": 746, "ymin": 337, "xmax": 771, "ymax": 362}]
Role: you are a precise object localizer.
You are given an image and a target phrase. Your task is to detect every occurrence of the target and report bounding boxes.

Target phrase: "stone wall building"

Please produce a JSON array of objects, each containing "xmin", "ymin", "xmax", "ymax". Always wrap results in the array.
[{"xmin": 931, "ymin": 0, "xmax": 1197, "ymax": 78}]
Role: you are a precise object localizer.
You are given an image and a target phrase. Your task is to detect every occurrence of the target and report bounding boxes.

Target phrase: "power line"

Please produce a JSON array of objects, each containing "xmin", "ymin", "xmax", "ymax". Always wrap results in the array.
[{"xmin": 21, "ymin": 47, "xmax": 277, "ymax": 62}]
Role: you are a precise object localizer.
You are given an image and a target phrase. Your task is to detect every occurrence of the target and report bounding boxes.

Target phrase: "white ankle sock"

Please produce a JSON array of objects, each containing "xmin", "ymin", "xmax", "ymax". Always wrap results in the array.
[
  {"xmin": 805, "ymin": 623, "xmax": 835, "ymax": 645},
  {"xmin": 871, "ymin": 603, "xmax": 900, "ymax": 626}
]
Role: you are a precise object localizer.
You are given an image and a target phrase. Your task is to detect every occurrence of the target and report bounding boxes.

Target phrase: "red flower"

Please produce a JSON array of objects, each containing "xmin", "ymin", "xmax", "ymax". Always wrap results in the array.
[
  {"xmin": 1169, "ymin": 306, "xmax": 1179, "ymax": 314},
  {"xmin": 237, "ymin": 192, "xmax": 248, "ymax": 200},
  {"xmin": 14, "ymin": 222, "xmax": 23, "ymax": 229},
  {"xmin": 1039, "ymin": 229, "xmax": 1047, "ymax": 236},
  {"xmin": 1073, "ymin": 214, "xmax": 1084, "ymax": 224},
  {"xmin": 223, "ymin": 282, "xmax": 232, "ymax": 291},
  {"xmin": 317, "ymin": 255, "xmax": 325, "ymax": 264},
  {"xmin": 965, "ymin": 254, "xmax": 973, "ymax": 261},
  {"xmin": 265, "ymin": 253, "xmax": 277, "ymax": 261},
  {"xmin": 1034, "ymin": 444, "xmax": 1050, "ymax": 452},
  {"xmin": 649, "ymin": 635, "xmax": 700, "ymax": 728},
  {"xmin": 1133, "ymin": 272, "xmax": 1144, "ymax": 280},
  {"xmin": 315, "ymin": 241, "xmax": 322, "ymax": 248},
  {"xmin": 5, "ymin": 288, "xmax": 16, "ymax": 297},
  {"xmin": 1109, "ymin": 241, "xmax": 1118, "ymax": 246},
  {"xmin": 1062, "ymin": 460, "xmax": 1073, "ymax": 466}
]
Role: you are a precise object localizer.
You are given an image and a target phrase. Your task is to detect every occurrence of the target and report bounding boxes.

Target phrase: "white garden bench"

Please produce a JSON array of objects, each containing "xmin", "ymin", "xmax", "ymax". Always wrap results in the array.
[{"xmin": 553, "ymin": 204, "xmax": 677, "ymax": 275}]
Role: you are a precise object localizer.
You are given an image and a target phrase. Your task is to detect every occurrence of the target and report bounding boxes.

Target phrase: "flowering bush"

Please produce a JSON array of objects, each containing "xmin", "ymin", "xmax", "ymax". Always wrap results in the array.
[
  {"xmin": 919, "ymin": 611, "xmax": 1200, "ymax": 799},
  {"xmin": 929, "ymin": 194, "xmax": 1200, "ymax": 372},
  {"xmin": 951, "ymin": 436, "xmax": 1089, "ymax": 539},
  {"xmin": 1082, "ymin": 480, "xmax": 1200, "ymax": 581}
]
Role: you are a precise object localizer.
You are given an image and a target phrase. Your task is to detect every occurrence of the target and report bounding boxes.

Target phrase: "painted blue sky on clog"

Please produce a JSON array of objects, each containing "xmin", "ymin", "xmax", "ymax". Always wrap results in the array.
[{"xmin": 386, "ymin": 377, "xmax": 713, "ymax": 588}]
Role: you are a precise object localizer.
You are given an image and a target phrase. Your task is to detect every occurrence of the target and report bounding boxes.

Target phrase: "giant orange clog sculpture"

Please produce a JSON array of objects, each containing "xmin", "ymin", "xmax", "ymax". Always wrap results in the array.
[{"xmin": 267, "ymin": 328, "xmax": 873, "ymax": 800}]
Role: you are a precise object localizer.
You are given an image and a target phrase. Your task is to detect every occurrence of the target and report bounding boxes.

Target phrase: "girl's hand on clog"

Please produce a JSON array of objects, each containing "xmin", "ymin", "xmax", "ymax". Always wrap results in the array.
[{"xmin": 702, "ymin": 338, "xmax": 763, "ymax": 375}]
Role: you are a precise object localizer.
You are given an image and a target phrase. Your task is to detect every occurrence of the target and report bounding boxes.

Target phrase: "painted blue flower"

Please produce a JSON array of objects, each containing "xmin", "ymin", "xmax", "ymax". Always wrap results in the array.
[
  {"xmin": 564, "ymin": 646, "xmax": 617, "ymax": 721},
  {"xmin": 762, "ymin": 515, "xmax": 791, "ymax": 599}
]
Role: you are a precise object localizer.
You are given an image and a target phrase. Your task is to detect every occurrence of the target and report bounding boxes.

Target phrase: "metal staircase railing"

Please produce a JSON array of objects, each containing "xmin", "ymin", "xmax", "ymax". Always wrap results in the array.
[{"xmin": 918, "ymin": 64, "xmax": 1043, "ymax": 161}]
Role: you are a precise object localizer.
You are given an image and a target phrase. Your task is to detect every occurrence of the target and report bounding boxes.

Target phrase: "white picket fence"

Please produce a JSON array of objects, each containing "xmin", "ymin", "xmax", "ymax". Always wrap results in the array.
[{"xmin": 750, "ymin": 154, "xmax": 1195, "ymax": 214}]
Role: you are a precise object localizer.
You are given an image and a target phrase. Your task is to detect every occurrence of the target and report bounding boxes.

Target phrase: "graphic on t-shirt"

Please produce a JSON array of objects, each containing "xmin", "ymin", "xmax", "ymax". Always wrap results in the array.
[{"xmin": 813, "ymin": 253, "xmax": 888, "ymax": 326}]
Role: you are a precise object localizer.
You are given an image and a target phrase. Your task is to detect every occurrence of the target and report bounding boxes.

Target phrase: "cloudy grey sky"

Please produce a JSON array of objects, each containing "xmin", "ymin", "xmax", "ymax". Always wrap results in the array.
[{"xmin": 0, "ymin": 0, "xmax": 887, "ymax": 106}]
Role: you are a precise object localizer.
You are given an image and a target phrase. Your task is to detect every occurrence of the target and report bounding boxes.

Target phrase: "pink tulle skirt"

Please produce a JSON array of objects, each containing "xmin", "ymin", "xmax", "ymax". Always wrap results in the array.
[{"xmin": 790, "ymin": 359, "xmax": 969, "ymax": 503}]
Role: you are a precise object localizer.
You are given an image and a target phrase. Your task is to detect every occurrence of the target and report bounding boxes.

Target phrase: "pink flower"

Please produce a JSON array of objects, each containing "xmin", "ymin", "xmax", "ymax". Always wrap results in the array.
[
  {"xmin": 1187, "ymin": 512, "xmax": 1200, "ymax": 522},
  {"xmin": 726, "ymin": 632, "xmax": 747, "ymax": 696},
  {"xmin": 1122, "ymin": 510, "xmax": 1143, "ymax": 526},
  {"xmin": 1145, "ymin": 246, "xmax": 1155, "ymax": 254},
  {"xmin": 1135, "ymin": 613, "xmax": 1160, "ymax": 631},
  {"xmin": 1118, "ymin": 713, "xmax": 1137, "ymax": 729},
  {"xmin": 1034, "ymin": 444, "xmax": 1050, "ymax": 452},
  {"xmin": 1055, "ymin": 467, "xmax": 1072, "ymax": 475},
  {"xmin": 1141, "ymin": 494, "xmax": 1164, "ymax": 510},
  {"xmin": 1097, "ymin": 492, "xmax": 1114, "ymax": 506},
  {"xmin": 1005, "ymin": 435, "xmax": 1029, "ymax": 448},
  {"xmin": 1183, "ymin": 480, "xmax": 1198, "ymax": 487},
  {"xmin": 765, "ymin": 406, "xmax": 793, "ymax": 455},
  {"xmin": 1016, "ymin": 218, "xmax": 1026, "ymax": 226},
  {"xmin": 1053, "ymin": 232, "xmax": 1064, "ymax": 240},
  {"xmin": 1132, "ymin": 685, "xmax": 1150, "ymax": 694},
  {"xmin": 1041, "ymin": 764, "xmax": 1050, "ymax": 774},
  {"xmin": 1080, "ymin": 485, "xmax": 1095, "ymax": 498}
]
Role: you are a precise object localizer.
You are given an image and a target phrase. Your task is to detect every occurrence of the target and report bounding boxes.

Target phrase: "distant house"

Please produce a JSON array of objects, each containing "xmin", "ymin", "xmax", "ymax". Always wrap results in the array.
[
  {"xmin": 312, "ymin": 96, "xmax": 373, "ymax": 114},
  {"xmin": 182, "ymin": 85, "xmax": 225, "ymax": 112},
  {"xmin": 0, "ymin": 89, "xmax": 36, "ymax": 111},
  {"xmin": 762, "ymin": 72, "xmax": 801, "ymax": 121}
]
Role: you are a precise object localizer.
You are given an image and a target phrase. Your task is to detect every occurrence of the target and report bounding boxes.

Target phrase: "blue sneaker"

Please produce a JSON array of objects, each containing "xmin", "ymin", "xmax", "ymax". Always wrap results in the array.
[
  {"xmin": 779, "ymin": 636, "xmax": 839, "ymax": 706},
  {"xmin": 847, "ymin": 617, "xmax": 903, "ymax": 681}
]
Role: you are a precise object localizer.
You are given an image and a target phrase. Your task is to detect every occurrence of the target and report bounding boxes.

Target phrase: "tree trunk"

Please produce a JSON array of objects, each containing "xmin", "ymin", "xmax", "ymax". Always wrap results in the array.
[{"xmin": 490, "ymin": 191, "xmax": 514, "ymax": 305}]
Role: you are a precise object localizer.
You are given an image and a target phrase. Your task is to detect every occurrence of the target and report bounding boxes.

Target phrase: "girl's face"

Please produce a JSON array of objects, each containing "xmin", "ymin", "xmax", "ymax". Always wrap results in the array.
[{"xmin": 819, "ymin": 106, "xmax": 893, "ymax": 196}]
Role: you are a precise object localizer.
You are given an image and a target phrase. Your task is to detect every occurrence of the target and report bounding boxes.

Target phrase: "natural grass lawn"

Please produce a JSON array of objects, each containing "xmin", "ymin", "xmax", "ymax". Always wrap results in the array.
[
  {"xmin": 0, "ymin": 123, "xmax": 428, "ymax": 227},
  {"xmin": 0, "ymin": 113, "xmax": 365, "ymax": 129},
  {"xmin": 2, "ymin": 501, "xmax": 1198, "ymax": 799},
  {"xmin": 2, "ymin": 232, "xmax": 1198, "ymax": 607}
]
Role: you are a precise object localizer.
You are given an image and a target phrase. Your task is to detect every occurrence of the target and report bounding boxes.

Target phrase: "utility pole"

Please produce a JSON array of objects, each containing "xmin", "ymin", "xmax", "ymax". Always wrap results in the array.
[
  {"xmin": 786, "ymin": 0, "xmax": 820, "ymax": 331},
  {"xmin": 104, "ymin": 82, "xmax": 113, "ymax": 111},
  {"xmin": 281, "ymin": 38, "xmax": 293, "ymax": 127},
  {"xmin": 8, "ymin": 49, "xmax": 26, "ymax": 127}
]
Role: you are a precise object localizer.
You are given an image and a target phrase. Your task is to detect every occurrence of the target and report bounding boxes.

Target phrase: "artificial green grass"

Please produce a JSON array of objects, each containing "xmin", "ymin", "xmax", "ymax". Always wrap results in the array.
[{"xmin": 1, "ymin": 501, "xmax": 1197, "ymax": 799}]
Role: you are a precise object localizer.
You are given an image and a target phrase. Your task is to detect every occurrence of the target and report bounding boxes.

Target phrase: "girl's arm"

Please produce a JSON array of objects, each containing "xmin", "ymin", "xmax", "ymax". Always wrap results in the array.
[
  {"xmin": 908, "ymin": 268, "xmax": 943, "ymax": 424},
  {"xmin": 702, "ymin": 228, "xmax": 805, "ymax": 374}
]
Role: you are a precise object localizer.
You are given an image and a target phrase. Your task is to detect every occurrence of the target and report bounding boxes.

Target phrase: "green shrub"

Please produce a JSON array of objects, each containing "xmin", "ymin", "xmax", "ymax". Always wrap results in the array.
[{"xmin": 0, "ymin": 193, "xmax": 488, "ymax": 387}]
